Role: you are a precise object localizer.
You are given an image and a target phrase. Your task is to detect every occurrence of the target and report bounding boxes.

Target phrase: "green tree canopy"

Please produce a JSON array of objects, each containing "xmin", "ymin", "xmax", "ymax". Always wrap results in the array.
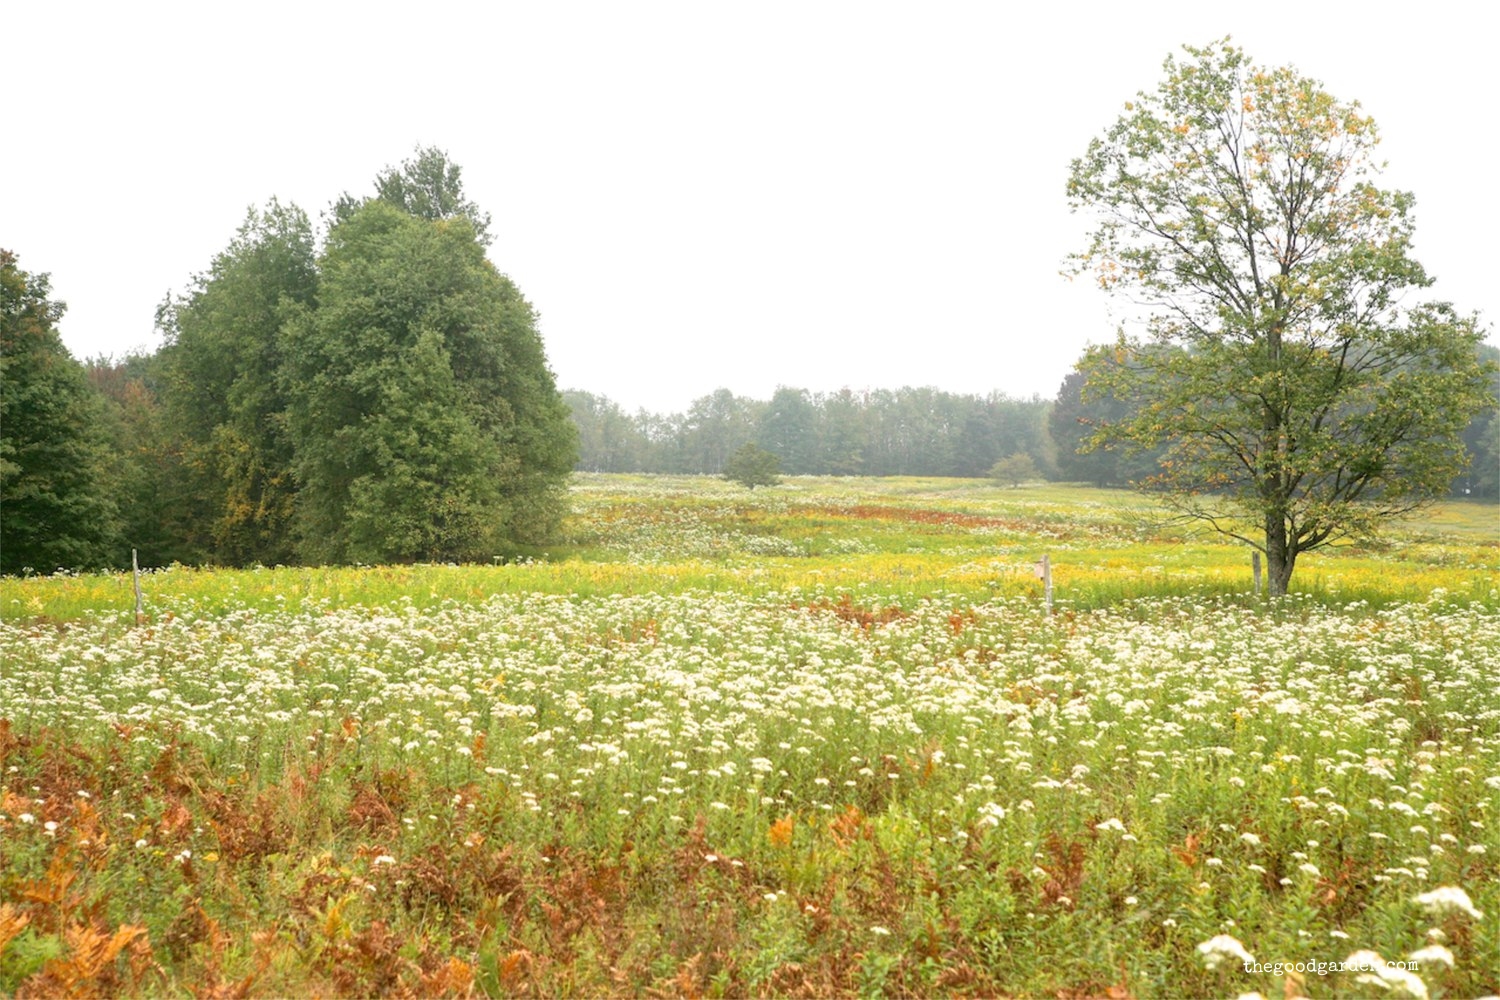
[
  {"xmin": 282, "ymin": 200, "xmax": 574, "ymax": 564},
  {"xmin": 758, "ymin": 387, "xmax": 819, "ymax": 474},
  {"xmin": 1050, "ymin": 354, "xmax": 1168, "ymax": 488},
  {"xmin": 336, "ymin": 145, "xmax": 494, "ymax": 246},
  {"xmin": 87, "ymin": 351, "xmax": 201, "ymax": 567},
  {"xmin": 1, "ymin": 251, "xmax": 119, "ymax": 573},
  {"xmin": 723, "ymin": 442, "xmax": 781, "ymax": 489},
  {"xmin": 1067, "ymin": 40, "xmax": 1495, "ymax": 595},
  {"xmin": 159, "ymin": 199, "xmax": 317, "ymax": 565},
  {"xmin": 563, "ymin": 389, "xmax": 651, "ymax": 473},
  {"xmin": 989, "ymin": 452, "xmax": 1038, "ymax": 488},
  {"xmin": 1451, "ymin": 343, "xmax": 1499, "ymax": 499}
]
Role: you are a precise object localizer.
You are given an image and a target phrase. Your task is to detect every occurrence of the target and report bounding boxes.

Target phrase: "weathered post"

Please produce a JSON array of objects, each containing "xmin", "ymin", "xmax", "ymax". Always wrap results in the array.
[
  {"xmin": 1252, "ymin": 551, "xmax": 1262, "ymax": 597},
  {"xmin": 1035, "ymin": 553, "xmax": 1053, "ymax": 613},
  {"xmin": 132, "ymin": 549, "xmax": 144, "ymax": 625}
]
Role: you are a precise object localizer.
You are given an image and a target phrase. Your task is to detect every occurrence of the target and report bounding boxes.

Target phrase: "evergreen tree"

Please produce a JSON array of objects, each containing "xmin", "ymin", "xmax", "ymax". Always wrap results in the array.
[{"xmin": 1, "ymin": 251, "xmax": 119, "ymax": 573}]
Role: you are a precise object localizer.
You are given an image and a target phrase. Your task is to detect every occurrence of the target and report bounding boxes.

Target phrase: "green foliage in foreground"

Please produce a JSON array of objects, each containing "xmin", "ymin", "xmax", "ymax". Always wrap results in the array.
[{"xmin": 1, "ymin": 588, "xmax": 1496, "ymax": 997}]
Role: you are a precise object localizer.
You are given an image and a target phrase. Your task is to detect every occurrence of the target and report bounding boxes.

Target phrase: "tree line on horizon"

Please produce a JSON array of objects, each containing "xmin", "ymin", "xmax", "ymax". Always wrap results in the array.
[
  {"xmin": 6, "ymin": 281, "xmax": 1498, "ymax": 578},
  {"xmin": 563, "ymin": 385, "xmax": 1057, "ymax": 480},
  {"xmin": 561, "ymin": 357, "xmax": 1498, "ymax": 493}
]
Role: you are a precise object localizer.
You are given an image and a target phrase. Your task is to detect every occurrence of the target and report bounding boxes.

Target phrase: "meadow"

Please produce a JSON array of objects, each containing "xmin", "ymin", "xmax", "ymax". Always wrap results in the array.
[{"xmin": 1, "ymin": 476, "xmax": 1497, "ymax": 997}]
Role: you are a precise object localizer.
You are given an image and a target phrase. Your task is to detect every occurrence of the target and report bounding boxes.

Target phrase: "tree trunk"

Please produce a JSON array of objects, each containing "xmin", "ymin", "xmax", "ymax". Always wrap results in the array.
[
  {"xmin": 1262, "ymin": 313, "xmax": 1292, "ymax": 597},
  {"xmin": 1264, "ymin": 514, "xmax": 1294, "ymax": 597}
]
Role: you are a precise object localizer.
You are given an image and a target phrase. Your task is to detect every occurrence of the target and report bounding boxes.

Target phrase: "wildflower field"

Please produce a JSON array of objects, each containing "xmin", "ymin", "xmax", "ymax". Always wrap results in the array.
[{"xmin": 2, "ymin": 476, "xmax": 1497, "ymax": 997}]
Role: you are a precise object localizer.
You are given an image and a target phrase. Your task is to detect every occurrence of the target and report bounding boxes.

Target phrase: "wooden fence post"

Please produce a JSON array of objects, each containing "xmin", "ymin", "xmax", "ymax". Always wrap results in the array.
[
  {"xmin": 1252, "ymin": 551, "xmax": 1262, "ymax": 596},
  {"xmin": 132, "ymin": 549, "xmax": 144, "ymax": 625},
  {"xmin": 1035, "ymin": 553, "xmax": 1053, "ymax": 613}
]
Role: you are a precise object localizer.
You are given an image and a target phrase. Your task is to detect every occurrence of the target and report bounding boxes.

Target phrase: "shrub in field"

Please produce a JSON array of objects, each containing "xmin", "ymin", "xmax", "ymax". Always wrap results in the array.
[
  {"xmin": 723, "ymin": 443, "xmax": 781, "ymax": 489},
  {"xmin": 989, "ymin": 452, "xmax": 1038, "ymax": 488}
]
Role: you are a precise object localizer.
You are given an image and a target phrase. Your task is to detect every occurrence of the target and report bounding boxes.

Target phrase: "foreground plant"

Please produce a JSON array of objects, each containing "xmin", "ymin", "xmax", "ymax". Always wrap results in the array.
[{"xmin": 2, "ymin": 588, "xmax": 1497, "ymax": 995}]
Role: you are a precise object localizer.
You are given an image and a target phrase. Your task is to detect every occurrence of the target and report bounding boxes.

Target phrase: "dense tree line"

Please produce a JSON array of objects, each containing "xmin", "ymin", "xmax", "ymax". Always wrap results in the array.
[
  {"xmin": 562, "ymin": 385, "xmax": 1056, "ymax": 478},
  {"xmin": 2, "ymin": 149, "xmax": 575, "ymax": 573},
  {"xmin": 1454, "ymin": 344, "xmax": 1500, "ymax": 499},
  {"xmin": 564, "ymin": 349, "xmax": 1498, "ymax": 495}
]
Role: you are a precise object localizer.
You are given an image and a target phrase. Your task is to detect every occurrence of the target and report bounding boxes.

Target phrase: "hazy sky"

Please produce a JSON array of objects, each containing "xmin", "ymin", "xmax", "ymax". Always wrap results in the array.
[{"xmin": 7, "ymin": 2, "xmax": 1494, "ymax": 414}]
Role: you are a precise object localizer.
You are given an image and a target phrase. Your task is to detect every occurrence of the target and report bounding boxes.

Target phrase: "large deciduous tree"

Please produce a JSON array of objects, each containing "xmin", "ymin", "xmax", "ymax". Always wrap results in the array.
[
  {"xmin": 758, "ymin": 387, "xmax": 819, "ymax": 474},
  {"xmin": 283, "ymin": 198, "xmax": 574, "ymax": 564},
  {"xmin": 1, "ymin": 251, "xmax": 119, "ymax": 573},
  {"xmin": 1067, "ymin": 40, "xmax": 1495, "ymax": 596},
  {"xmin": 159, "ymin": 199, "xmax": 317, "ymax": 565}
]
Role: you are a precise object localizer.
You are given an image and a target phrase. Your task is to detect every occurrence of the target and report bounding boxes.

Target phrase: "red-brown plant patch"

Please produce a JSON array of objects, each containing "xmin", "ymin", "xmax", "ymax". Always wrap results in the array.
[
  {"xmin": 797, "ymin": 594, "xmax": 907, "ymax": 630},
  {"xmin": 1038, "ymin": 832, "xmax": 1088, "ymax": 909}
]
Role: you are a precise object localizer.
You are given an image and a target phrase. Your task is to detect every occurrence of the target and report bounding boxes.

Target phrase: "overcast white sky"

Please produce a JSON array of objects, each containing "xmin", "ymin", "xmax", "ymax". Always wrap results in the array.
[{"xmin": 6, "ymin": 2, "xmax": 1494, "ymax": 414}]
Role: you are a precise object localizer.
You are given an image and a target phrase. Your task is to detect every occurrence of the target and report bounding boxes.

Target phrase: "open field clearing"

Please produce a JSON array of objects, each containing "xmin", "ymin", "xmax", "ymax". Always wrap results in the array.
[
  {"xmin": 2, "ymin": 477, "xmax": 1497, "ymax": 996},
  {"xmin": 8, "ymin": 476, "xmax": 1499, "ymax": 621}
]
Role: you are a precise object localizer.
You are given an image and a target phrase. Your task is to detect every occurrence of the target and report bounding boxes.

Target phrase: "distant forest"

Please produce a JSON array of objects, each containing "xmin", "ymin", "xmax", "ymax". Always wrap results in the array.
[{"xmin": 562, "ymin": 366, "xmax": 1499, "ymax": 496}]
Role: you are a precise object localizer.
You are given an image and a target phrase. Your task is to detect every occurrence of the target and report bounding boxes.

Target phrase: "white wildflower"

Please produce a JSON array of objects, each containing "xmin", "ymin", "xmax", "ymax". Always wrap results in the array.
[
  {"xmin": 1407, "ymin": 944, "xmax": 1453, "ymax": 968},
  {"xmin": 1413, "ymin": 886, "xmax": 1484, "ymax": 920},
  {"xmin": 1197, "ymin": 934, "xmax": 1254, "ymax": 970},
  {"xmin": 1347, "ymin": 950, "xmax": 1428, "ymax": 999}
]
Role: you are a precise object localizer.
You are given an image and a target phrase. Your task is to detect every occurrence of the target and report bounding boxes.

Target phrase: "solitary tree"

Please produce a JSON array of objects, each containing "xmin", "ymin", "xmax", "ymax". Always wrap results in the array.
[
  {"xmin": 1067, "ymin": 40, "xmax": 1494, "ymax": 595},
  {"xmin": 989, "ymin": 452, "xmax": 1038, "ymax": 489},
  {"xmin": 723, "ymin": 443, "xmax": 780, "ymax": 489}
]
